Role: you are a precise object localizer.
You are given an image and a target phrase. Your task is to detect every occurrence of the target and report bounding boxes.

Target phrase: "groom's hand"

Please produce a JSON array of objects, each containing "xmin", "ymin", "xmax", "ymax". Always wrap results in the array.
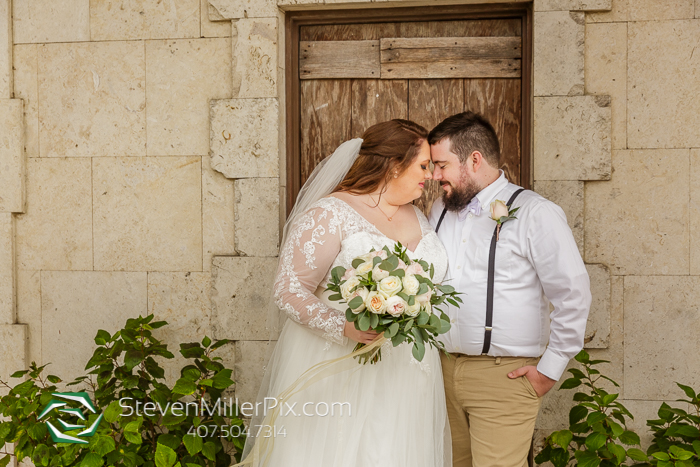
[{"xmin": 507, "ymin": 366, "xmax": 556, "ymax": 397}]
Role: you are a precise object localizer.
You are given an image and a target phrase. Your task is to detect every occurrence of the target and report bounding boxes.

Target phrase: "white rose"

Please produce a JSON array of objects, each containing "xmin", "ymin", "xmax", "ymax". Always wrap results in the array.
[
  {"xmin": 365, "ymin": 291, "xmax": 387, "ymax": 314},
  {"xmin": 490, "ymin": 199, "xmax": 509, "ymax": 220},
  {"xmin": 372, "ymin": 264, "xmax": 390, "ymax": 281},
  {"xmin": 416, "ymin": 289, "xmax": 433, "ymax": 304},
  {"xmin": 340, "ymin": 276, "xmax": 361, "ymax": 300},
  {"xmin": 347, "ymin": 287, "xmax": 369, "ymax": 313},
  {"xmin": 405, "ymin": 301, "xmax": 421, "ymax": 318},
  {"xmin": 423, "ymin": 303, "xmax": 432, "ymax": 315},
  {"xmin": 402, "ymin": 274, "xmax": 420, "ymax": 295},
  {"xmin": 378, "ymin": 276, "xmax": 403, "ymax": 299},
  {"xmin": 341, "ymin": 268, "xmax": 356, "ymax": 280},
  {"xmin": 355, "ymin": 261, "xmax": 374, "ymax": 278},
  {"xmin": 385, "ymin": 296, "xmax": 408, "ymax": 317},
  {"xmin": 405, "ymin": 263, "xmax": 427, "ymax": 278},
  {"xmin": 372, "ymin": 250, "xmax": 388, "ymax": 260}
]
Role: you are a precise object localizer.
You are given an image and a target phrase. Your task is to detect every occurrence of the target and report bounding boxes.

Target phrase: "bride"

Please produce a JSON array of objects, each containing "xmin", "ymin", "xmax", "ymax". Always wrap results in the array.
[{"xmin": 239, "ymin": 119, "xmax": 451, "ymax": 466}]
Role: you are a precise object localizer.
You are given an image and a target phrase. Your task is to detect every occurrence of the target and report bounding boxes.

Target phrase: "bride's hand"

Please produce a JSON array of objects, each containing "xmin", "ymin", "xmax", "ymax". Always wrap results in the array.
[{"xmin": 344, "ymin": 321, "xmax": 380, "ymax": 344}]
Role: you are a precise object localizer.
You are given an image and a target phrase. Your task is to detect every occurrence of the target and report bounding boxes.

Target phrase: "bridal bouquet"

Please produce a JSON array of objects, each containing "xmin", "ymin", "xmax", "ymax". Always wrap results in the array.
[{"xmin": 326, "ymin": 243, "xmax": 462, "ymax": 364}]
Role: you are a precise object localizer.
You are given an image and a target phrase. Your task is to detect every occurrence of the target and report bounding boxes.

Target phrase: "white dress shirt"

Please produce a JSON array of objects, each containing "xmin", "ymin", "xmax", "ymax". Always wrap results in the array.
[{"xmin": 428, "ymin": 172, "xmax": 591, "ymax": 381}]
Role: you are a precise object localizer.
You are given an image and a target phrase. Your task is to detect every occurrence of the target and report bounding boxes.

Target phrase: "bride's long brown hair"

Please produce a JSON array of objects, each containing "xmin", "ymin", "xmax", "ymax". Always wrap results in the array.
[{"xmin": 333, "ymin": 119, "xmax": 428, "ymax": 196}]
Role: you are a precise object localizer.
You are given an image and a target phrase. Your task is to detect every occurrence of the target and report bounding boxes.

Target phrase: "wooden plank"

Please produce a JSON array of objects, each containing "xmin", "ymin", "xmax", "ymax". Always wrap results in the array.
[
  {"xmin": 429, "ymin": 18, "xmax": 521, "ymax": 37},
  {"xmin": 300, "ymin": 80, "xmax": 353, "ymax": 187},
  {"xmin": 300, "ymin": 41, "xmax": 380, "ymax": 79},
  {"xmin": 351, "ymin": 79, "xmax": 408, "ymax": 137},
  {"xmin": 381, "ymin": 37, "xmax": 522, "ymax": 62},
  {"xmin": 382, "ymin": 59, "xmax": 521, "ymax": 79},
  {"xmin": 300, "ymin": 22, "xmax": 400, "ymax": 41},
  {"xmin": 408, "ymin": 79, "xmax": 464, "ymax": 216},
  {"xmin": 464, "ymin": 79, "xmax": 522, "ymax": 185}
]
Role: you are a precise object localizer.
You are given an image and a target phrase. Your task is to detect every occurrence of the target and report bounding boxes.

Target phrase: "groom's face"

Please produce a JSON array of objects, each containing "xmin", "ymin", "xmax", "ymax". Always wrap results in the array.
[{"xmin": 431, "ymin": 138, "xmax": 481, "ymax": 211}]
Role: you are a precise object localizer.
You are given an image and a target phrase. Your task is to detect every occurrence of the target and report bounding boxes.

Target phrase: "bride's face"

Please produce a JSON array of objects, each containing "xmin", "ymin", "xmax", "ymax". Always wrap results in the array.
[{"xmin": 387, "ymin": 139, "xmax": 433, "ymax": 203}]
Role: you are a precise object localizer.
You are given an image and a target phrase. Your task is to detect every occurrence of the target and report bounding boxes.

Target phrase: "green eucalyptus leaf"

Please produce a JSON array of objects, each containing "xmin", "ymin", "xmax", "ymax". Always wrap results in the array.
[{"xmin": 358, "ymin": 314, "xmax": 371, "ymax": 332}]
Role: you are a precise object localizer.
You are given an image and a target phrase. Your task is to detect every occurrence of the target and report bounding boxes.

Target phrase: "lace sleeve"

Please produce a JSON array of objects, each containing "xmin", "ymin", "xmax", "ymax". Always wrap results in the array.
[{"xmin": 273, "ymin": 202, "xmax": 348, "ymax": 345}]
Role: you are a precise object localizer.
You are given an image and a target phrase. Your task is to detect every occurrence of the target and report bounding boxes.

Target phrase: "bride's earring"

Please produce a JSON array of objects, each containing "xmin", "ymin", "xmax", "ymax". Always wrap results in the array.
[{"xmin": 393, "ymin": 172, "xmax": 398, "ymax": 178}]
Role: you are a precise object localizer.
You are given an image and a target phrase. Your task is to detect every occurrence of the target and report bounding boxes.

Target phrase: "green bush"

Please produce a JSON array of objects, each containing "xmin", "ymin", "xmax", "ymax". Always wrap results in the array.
[
  {"xmin": 646, "ymin": 383, "xmax": 700, "ymax": 466},
  {"xmin": 0, "ymin": 314, "xmax": 246, "ymax": 467}
]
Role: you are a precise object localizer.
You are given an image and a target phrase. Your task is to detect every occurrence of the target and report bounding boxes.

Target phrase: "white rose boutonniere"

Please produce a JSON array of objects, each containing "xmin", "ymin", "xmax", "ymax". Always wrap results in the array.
[{"xmin": 489, "ymin": 199, "xmax": 520, "ymax": 241}]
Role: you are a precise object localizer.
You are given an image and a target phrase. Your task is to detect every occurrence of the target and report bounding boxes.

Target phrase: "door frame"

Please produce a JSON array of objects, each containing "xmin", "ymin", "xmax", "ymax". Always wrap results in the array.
[{"xmin": 284, "ymin": 2, "xmax": 534, "ymax": 213}]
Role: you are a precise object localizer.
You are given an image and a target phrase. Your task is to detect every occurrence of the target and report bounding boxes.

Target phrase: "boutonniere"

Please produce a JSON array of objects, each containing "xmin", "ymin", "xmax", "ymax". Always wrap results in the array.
[{"xmin": 490, "ymin": 199, "xmax": 520, "ymax": 241}]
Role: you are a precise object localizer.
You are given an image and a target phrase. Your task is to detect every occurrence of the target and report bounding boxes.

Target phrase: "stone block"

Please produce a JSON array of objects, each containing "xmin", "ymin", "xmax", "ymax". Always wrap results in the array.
[
  {"xmin": 587, "ymin": 0, "xmax": 628, "ymax": 22},
  {"xmin": 0, "ymin": 100, "xmax": 25, "ymax": 212},
  {"xmin": 13, "ymin": 44, "xmax": 38, "ymax": 159},
  {"xmin": 41, "ymin": 271, "xmax": 147, "ymax": 383},
  {"xmin": 584, "ymin": 264, "xmax": 610, "ymax": 349},
  {"xmin": 211, "ymin": 256, "xmax": 279, "ymax": 341},
  {"xmin": 38, "ymin": 41, "xmax": 146, "ymax": 157},
  {"xmin": 203, "ymin": 156, "xmax": 235, "ymax": 272},
  {"xmin": 629, "ymin": 0, "xmax": 694, "ymax": 20},
  {"xmin": 234, "ymin": 178, "xmax": 279, "ymax": 257},
  {"xmin": 93, "ymin": 156, "xmax": 202, "ymax": 272},
  {"xmin": 13, "ymin": 0, "xmax": 89, "ymax": 44},
  {"xmin": 692, "ymin": 149, "xmax": 700, "ymax": 274},
  {"xmin": 208, "ymin": 0, "xmax": 277, "ymax": 19},
  {"xmin": 624, "ymin": 276, "xmax": 700, "ymax": 400},
  {"xmin": 533, "ymin": 96, "xmax": 611, "ymax": 181},
  {"xmin": 0, "ymin": 213, "xmax": 13, "ymax": 324},
  {"xmin": 233, "ymin": 340, "xmax": 274, "ymax": 405},
  {"xmin": 146, "ymin": 38, "xmax": 232, "ymax": 156},
  {"xmin": 90, "ymin": 0, "xmax": 200, "ymax": 41},
  {"xmin": 147, "ymin": 272, "xmax": 213, "ymax": 385},
  {"xmin": 534, "ymin": 11, "xmax": 584, "ymax": 97},
  {"xmin": 210, "ymin": 98, "xmax": 279, "ymax": 179},
  {"xmin": 15, "ymin": 158, "xmax": 92, "ymax": 271},
  {"xmin": 533, "ymin": 181, "xmax": 584, "ymax": 255},
  {"xmin": 0, "ymin": 0, "xmax": 11, "ymax": 99},
  {"xmin": 233, "ymin": 18, "xmax": 278, "ymax": 99},
  {"xmin": 16, "ymin": 270, "xmax": 40, "ymax": 366},
  {"xmin": 585, "ymin": 149, "xmax": 690, "ymax": 275},
  {"xmin": 585, "ymin": 22, "xmax": 627, "ymax": 150},
  {"xmin": 534, "ymin": 0, "xmax": 611, "ymax": 11},
  {"xmin": 628, "ymin": 20, "xmax": 700, "ymax": 149},
  {"xmin": 0, "ymin": 324, "xmax": 28, "ymax": 382},
  {"xmin": 201, "ymin": 0, "xmax": 231, "ymax": 38}
]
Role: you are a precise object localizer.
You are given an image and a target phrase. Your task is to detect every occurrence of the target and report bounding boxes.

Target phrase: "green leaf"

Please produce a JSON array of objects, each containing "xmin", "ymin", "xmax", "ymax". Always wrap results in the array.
[
  {"xmin": 352, "ymin": 258, "xmax": 365, "ymax": 269},
  {"xmin": 158, "ymin": 434, "xmax": 181, "ymax": 451},
  {"xmin": 626, "ymin": 448, "xmax": 648, "ymax": 462},
  {"xmin": 586, "ymin": 412, "xmax": 606, "ymax": 426},
  {"xmin": 550, "ymin": 447, "xmax": 569, "ymax": 467},
  {"xmin": 570, "ymin": 405, "xmax": 588, "ymax": 425},
  {"xmin": 172, "ymin": 378, "xmax": 197, "ymax": 396},
  {"xmin": 670, "ymin": 446, "xmax": 695, "ymax": 461},
  {"xmin": 124, "ymin": 349, "xmax": 144, "ymax": 372},
  {"xmin": 181, "ymin": 366, "xmax": 201, "ymax": 382},
  {"xmin": 94, "ymin": 330, "xmax": 111, "ymax": 346},
  {"xmin": 585, "ymin": 432, "xmax": 607, "ymax": 451},
  {"xmin": 183, "ymin": 434, "xmax": 203, "ymax": 456},
  {"xmin": 212, "ymin": 368, "xmax": 234, "ymax": 389},
  {"xmin": 92, "ymin": 436, "xmax": 116, "ymax": 457},
  {"xmin": 559, "ymin": 378, "xmax": 582, "ymax": 390},
  {"xmin": 348, "ymin": 296, "xmax": 364, "ymax": 310},
  {"xmin": 666, "ymin": 424, "xmax": 700, "ymax": 438},
  {"xmin": 551, "ymin": 430, "xmax": 573, "ymax": 449},
  {"xmin": 676, "ymin": 382, "xmax": 697, "ymax": 400},
  {"xmin": 412, "ymin": 341, "xmax": 425, "ymax": 362},
  {"xmin": 652, "ymin": 452, "xmax": 671, "ymax": 461},
  {"xmin": 0, "ymin": 456, "xmax": 9, "ymax": 467},
  {"xmin": 389, "ymin": 269, "xmax": 405, "ymax": 278},
  {"xmin": 385, "ymin": 322, "xmax": 399, "ymax": 339},
  {"xmin": 574, "ymin": 449, "xmax": 601, "ymax": 467},
  {"xmin": 417, "ymin": 311, "xmax": 430, "ymax": 326},
  {"xmin": 179, "ymin": 343, "xmax": 205, "ymax": 359},
  {"xmin": 202, "ymin": 441, "xmax": 217, "ymax": 461},
  {"xmin": 693, "ymin": 440, "xmax": 700, "ymax": 455},
  {"xmin": 370, "ymin": 313, "xmax": 379, "ymax": 329},
  {"xmin": 358, "ymin": 314, "xmax": 371, "ymax": 332},
  {"xmin": 608, "ymin": 420, "xmax": 624, "ymax": 437},
  {"xmin": 573, "ymin": 392, "xmax": 594, "ymax": 402},
  {"xmin": 10, "ymin": 369, "xmax": 28, "ymax": 378},
  {"xmin": 155, "ymin": 443, "xmax": 177, "ymax": 467},
  {"xmin": 79, "ymin": 453, "xmax": 104, "ymax": 467},
  {"xmin": 619, "ymin": 430, "xmax": 641, "ymax": 446},
  {"xmin": 658, "ymin": 402, "xmax": 675, "ymax": 421},
  {"xmin": 574, "ymin": 349, "xmax": 590, "ymax": 364},
  {"xmin": 404, "ymin": 319, "xmax": 414, "ymax": 333},
  {"xmin": 607, "ymin": 442, "xmax": 626, "ymax": 464}
]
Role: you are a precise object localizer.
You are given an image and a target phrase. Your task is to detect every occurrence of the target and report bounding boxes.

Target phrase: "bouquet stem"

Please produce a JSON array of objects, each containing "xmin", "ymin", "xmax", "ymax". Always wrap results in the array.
[{"xmin": 353, "ymin": 343, "xmax": 382, "ymax": 364}]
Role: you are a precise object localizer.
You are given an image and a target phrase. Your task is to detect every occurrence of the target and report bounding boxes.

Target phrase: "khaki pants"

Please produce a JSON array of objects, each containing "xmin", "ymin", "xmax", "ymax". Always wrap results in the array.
[{"xmin": 440, "ymin": 353, "xmax": 543, "ymax": 467}]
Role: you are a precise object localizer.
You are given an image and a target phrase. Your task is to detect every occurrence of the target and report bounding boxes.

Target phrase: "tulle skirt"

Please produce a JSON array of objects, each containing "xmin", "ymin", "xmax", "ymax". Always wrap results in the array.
[{"xmin": 242, "ymin": 320, "xmax": 452, "ymax": 467}]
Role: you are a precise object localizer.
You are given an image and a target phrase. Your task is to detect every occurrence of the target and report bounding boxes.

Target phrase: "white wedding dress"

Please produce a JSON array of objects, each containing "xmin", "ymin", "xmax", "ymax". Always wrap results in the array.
[{"xmin": 243, "ymin": 196, "xmax": 451, "ymax": 466}]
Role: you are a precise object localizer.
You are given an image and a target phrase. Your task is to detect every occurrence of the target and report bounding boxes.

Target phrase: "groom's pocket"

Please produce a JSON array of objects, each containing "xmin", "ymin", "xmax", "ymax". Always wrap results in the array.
[{"xmin": 520, "ymin": 375, "xmax": 539, "ymax": 399}]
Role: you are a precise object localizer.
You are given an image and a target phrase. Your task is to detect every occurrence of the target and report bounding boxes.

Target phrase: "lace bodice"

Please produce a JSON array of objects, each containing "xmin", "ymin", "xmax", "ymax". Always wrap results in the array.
[{"xmin": 273, "ymin": 196, "xmax": 449, "ymax": 345}]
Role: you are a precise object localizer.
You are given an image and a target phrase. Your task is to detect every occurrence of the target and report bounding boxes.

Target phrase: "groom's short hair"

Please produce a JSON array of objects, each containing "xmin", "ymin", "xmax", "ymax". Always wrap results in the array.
[{"xmin": 428, "ymin": 112, "xmax": 500, "ymax": 168}]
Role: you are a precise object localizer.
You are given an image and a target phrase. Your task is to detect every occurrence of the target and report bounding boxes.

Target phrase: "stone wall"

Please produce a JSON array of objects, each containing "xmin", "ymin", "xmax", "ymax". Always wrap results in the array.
[{"xmin": 1, "ymin": 0, "xmax": 699, "ymax": 462}]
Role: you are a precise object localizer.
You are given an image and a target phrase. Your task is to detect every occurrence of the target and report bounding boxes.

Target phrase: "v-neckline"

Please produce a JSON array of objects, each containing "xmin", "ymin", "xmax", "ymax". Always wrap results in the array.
[{"xmin": 328, "ymin": 195, "xmax": 428, "ymax": 254}]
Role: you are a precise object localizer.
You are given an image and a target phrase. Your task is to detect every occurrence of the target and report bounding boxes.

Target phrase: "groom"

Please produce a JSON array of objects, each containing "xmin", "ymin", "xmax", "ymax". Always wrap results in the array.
[{"xmin": 428, "ymin": 112, "xmax": 591, "ymax": 467}]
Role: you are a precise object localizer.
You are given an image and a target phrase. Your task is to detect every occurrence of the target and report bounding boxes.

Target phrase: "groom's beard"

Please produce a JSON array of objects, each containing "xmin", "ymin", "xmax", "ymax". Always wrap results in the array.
[{"xmin": 441, "ymin": 174, "xmax": 481, "ymax": 212}]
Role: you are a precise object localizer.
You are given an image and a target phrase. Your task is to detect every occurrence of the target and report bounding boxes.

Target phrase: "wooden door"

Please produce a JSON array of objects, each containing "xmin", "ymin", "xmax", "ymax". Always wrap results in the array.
[{"xmin": 286, "ymin": 5, "xmax": 532, "ymax": 217}]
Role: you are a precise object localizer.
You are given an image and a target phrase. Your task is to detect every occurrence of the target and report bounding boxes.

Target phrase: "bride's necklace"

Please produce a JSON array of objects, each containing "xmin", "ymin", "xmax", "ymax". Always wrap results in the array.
[{"xmin": 367, "ymin": 194, "xmax": 401, "ymax": 221}]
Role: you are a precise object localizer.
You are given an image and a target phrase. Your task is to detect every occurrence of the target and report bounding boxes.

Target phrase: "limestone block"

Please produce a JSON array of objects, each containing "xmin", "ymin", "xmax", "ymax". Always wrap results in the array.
[
  {"xmin": 233, "ymin": 340, "xmax": 273, "ymax": 405},
  {"xmin": 534, "ymin": 0, "xmax": 611, "ymax": 11},
  {"xmin": 93, "ymin": 156, "xmax": 202, "ymax": 272},
  {"xmin": 534, "ymin": 11, "xmax": 584, "ymax": 97},
  {"xmin": 201, "ymin": 0, "xmax": 231, "ymax": 37},
  {"xmin": 90, "ymin": 0, "xmax": 199, "ymax": 41},
  {"xmin": 628, "ymin": 20, "xmax": 700, "ymax": 149},
  {"xmin": 624, "ymin": 276, "xmax": 700, "ymax": 400},
  {"xmin": 0, "ymin": 324, "xmax": 28, "ymax": 382},
  {"xmin": 15, "ymin": 158, "xmax": 92, "ymax": 271},
  {"xmin": 585, "ymin": 149, "xmax": 690, "ymax": 275},
  {"xmin": 38, "ymin": 41, "xmax": 146, "ymax": 157},
  {"xmin": 211, "ymin": 256, "xmax": 279, "ymax": 341},
  {"xmin": 533, "ymin": 181, "xmax": 584, "ymax": 255},
  {"xmin": 0, "ymin": 100, "xmax": 25, "ymax": 213},
  {"xmin": 13, "ymin": 45, "xmax": 38, "ymax": 159},
  {"xmin": 202, "ymin": 156, "xmax": 235, "ymax": 272},
  {"xmin": 629, "ymin": 0, "xmax": 694, "ymax": 20},
  {"xmin": 16, "ymin": 270, "xmax": 40, "ymax": 366},
  {"xmin": 41, "ymin": 271, "xmax": 147, "ymax": 383},
  {"xmin": 13, "ymin": 0, "xmax": 89, "ymax": 43},
  {"xmin": 585, "ymin": 23, "xmax": 627, "ymax": 150},
  {"xmin": 234, "ymin": 178, "xmax": 279, "ymax": 257},
  {"xmin": 584, "ymin": 264, "xmax": 609, "ymax": 348},
  {"xmin": 147, "ymin": 272, "xmax": 212, "ymax": 385},
  {"xmin": 587, "ymin": 0, "xmax": 628, "ymax": 22},
  {"xmin": 233, "ymin": 18, "xmax": 278, "ymax": 99},
  {"xmin": 208, "ymin": 0, "xmax": 277, "ymax": 19},
  {"xmin": 0, "ymin": 0, "xmax": 11, "ymax": 98},
  {"xmin": 146, "ymin": 38, "xmax": 232, "ymax": 156},
  {"xmin": 692, "ymin": 150, "xmax": 700, "ymax": 274},
  {"xmin": 210, "ymin": 98, "xmax": 279, "ymax": 179},
  {"xmin": 533, "ymin": 96, "xmax": 611, "ymax": 181},
  {"xmin": 0, "ymin": 213, "xmax": 13, "ymax": 324},
  {"xmin": 276, "ymin": 0, "xmax": 321, "ymax": 5}
]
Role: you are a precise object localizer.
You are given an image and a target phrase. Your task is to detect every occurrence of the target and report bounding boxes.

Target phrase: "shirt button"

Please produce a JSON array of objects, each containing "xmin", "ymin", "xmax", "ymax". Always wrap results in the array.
[
  {"xmin": 451, "ymin": 319, "xmax": 455, "ymax": 324},
  {"xmin": 462, "ymin": 238, "xmax": 466, "ymax": 243},
  {"xmin": 467, "ymin": 213, "xmax": 473, "ymax": 219},
  {"xmin": 456, "ymin": 265, "xmax": 461, "ymax": 270}
]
